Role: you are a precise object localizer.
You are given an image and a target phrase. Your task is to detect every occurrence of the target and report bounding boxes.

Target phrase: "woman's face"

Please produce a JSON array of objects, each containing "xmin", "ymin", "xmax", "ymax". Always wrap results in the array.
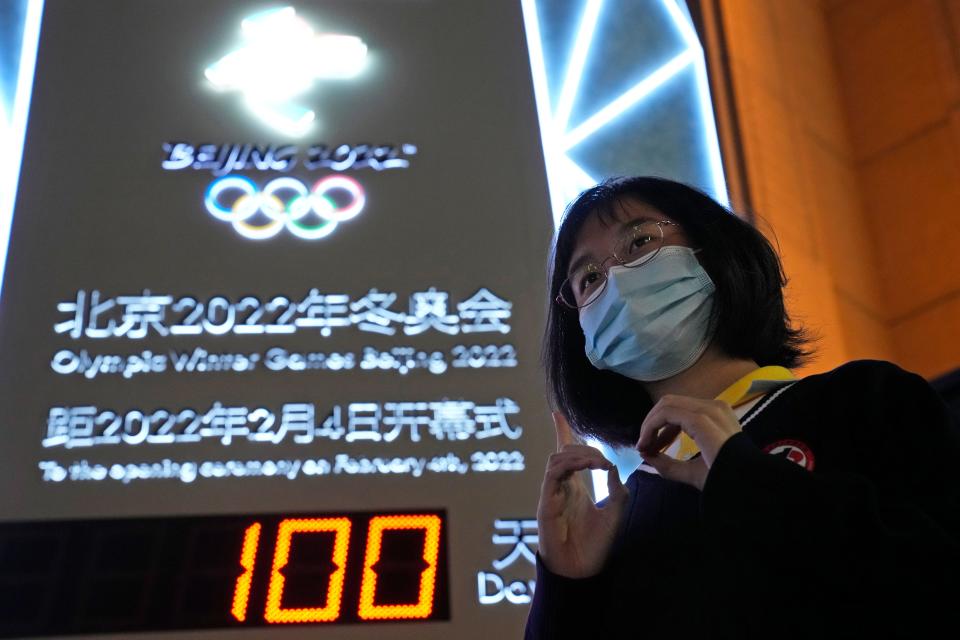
[{"xmin": 565, "ymin": 198, "xmax": 695, "ymax": 308}]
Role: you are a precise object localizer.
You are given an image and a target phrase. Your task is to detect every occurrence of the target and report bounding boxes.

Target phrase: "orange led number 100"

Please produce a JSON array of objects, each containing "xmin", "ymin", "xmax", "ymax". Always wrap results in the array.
[{"xmin": 230, "ymin": 514, "xmax": 442, "ymax": 624}]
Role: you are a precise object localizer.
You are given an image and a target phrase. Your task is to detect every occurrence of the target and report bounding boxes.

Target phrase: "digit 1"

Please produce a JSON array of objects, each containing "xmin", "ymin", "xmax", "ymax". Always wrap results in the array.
[
  {"xmin": 357, "ymin": 514, "xmax": 442, "ymax": 620},
  {"xmin": 264, "ymin": 518, "xmax": 352, "ymax": 623},
  {"xmin": 231, "ymin": 522, "xmax": 262, "ymax": 622}
]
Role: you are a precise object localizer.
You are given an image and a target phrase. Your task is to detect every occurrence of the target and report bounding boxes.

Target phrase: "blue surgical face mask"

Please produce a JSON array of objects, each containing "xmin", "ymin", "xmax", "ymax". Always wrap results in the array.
[{"xmin": 578, "ymin": 245, "xmax": 716, "ymax": 382}]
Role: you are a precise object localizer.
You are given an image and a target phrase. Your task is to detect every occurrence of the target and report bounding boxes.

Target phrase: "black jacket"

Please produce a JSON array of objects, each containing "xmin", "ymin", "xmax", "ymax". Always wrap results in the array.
[{"xmin": 524, "ymin": 359, "xmax": 960, "ymax": 639}]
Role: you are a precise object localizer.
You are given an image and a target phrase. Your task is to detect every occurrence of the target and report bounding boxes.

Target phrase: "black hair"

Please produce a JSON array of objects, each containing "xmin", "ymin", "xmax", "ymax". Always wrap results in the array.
[{"xmin": 542, "ymin": 176, "xmax": 818, "ymax": 447}]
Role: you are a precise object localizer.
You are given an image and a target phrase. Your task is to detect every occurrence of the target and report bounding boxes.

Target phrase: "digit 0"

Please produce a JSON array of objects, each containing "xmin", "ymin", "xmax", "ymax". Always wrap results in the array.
[
  {"xmin": 264, "ymin": 518, "xmax": 352, "ymax": 623},
  {"xmin": 357, "ymin": 514, "xmax": 442, "ymax": 620}
]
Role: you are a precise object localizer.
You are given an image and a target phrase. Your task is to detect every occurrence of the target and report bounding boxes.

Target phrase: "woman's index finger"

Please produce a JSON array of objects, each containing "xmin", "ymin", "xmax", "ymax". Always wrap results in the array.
[{"xmin": 551, "ymin": 411, "xmax": 578, "ymax": 452}]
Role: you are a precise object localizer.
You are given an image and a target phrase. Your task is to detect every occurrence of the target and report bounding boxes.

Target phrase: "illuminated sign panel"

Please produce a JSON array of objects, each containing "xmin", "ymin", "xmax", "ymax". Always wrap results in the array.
[
  {"xmin": 0, "ymin": 0, "xmax": 726, "ymax": 637},
  {"xmin": 0, "ymin": 0, "xmax": 553, "ymax": 637}
]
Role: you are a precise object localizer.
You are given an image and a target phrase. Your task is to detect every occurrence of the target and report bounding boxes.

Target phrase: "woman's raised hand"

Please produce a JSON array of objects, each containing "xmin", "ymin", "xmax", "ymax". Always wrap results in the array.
[{"xmin": 536, "ymin": 411, "xmax": 630, "ymax": 578}]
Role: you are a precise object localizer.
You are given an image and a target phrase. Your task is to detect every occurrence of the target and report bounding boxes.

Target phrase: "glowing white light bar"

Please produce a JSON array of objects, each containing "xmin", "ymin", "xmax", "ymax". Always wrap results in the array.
[
  {"xmin": 554, "ymin": 0, "xmax": 604, "ymax": 135},
  {"xmin": 520, "ymin": 0, "xmax": 568, "ymax": 226},
  {"xmin": 205, "ymin": 6, "xmax": 368, "ymax": 137},
  {"xmin": 661, "ymin": 0, "xmax": 728, "ymax": 205},
  {"xmin": 0, "ymin": 0, "xmax": 44, "ymax": 309},
  {"xmin": 693, "ymin": 56, "xmax": 728, "ymax": 206},
  {"xmin": 661, "ymin": 0, "xmax": 698, "ymax": 47},
  {"xmin": 562, "ymin": 49, "xmax": 695, "ymax": 151}
]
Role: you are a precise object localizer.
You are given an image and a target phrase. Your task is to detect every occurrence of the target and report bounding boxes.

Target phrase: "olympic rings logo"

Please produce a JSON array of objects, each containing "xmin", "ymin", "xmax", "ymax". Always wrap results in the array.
[{"xmin": 204, "ymin": 175, "xmax": 366, "ymax": 240}]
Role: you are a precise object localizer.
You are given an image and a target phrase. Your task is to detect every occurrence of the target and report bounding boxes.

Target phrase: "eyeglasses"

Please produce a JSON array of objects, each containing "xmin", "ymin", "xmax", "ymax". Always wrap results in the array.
[{"xmin": 556, "ymin": 219, "xmax": 681, "ymax": 309}]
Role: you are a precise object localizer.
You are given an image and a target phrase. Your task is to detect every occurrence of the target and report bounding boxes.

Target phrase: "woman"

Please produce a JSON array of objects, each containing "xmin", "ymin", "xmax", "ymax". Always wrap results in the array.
[{"xmin": 525, "ymin": 177, "xmax": 960, "ymax": 638}]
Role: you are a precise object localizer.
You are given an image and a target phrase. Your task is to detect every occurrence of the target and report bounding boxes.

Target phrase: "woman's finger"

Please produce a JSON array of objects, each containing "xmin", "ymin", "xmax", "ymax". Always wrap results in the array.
[
  {"xmin": 546, "ymin": 450, "xmax": 613, "ymax": 474},
  {"xmin": 636, "ymin": 395, "xmax": 717, "ymax": 451},
  {"xmin": 637, "ymin": 410, "xmax": 688, "ymax": 455},
  {"xmin": 548, "ymin": 446, "xmax": 612, "ymax": 466},
  {"xmin": 644, "ymin": 453, "xmax": 707, "ymax": 491},
  {"xmin": 553, "ymin": 411, "xmax": 579, "ymax": 452},
  {"xmin": 639, "ymin": 396, "xmax": 743, "ymax": 467},
  {"xmin": 544, "ymin": 452, "xmax": 613, "ymax": 484},
  {"xmin": 603, "ymin": 465, "xmax": 629, "ymax": 505},
  {"xmin": 545, "ymin": 453, "xmax": 598, "ymax": 475},
  {"xmin": 638, "ymin": 423, "xmax": 681, "ymax": 457}
]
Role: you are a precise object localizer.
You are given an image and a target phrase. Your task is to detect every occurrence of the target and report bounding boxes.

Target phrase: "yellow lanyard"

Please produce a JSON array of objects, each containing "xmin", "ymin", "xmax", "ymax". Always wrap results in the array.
[{"xmin": 675, "ymin": 365, "xmax": 796, "ymax": 460}]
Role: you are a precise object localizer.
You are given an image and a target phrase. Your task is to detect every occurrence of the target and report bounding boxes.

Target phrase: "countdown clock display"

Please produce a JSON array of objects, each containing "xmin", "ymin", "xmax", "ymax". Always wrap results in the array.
[{"xmin": 0, "ymin": 510, "xmax": 449, "ymax": 637}]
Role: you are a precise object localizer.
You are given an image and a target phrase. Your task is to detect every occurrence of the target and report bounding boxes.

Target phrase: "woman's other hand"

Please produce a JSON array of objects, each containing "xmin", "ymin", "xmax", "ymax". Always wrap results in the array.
[{"xmin": 536, "ymin": 411, "xmax": 630, "ymax": 578}]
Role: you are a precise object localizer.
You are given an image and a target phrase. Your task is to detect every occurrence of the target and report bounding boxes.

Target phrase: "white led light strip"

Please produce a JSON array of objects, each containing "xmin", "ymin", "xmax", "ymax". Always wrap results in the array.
[{"xmin": 0, "ymin": 0, "xmax": 44, "ymax": 311}]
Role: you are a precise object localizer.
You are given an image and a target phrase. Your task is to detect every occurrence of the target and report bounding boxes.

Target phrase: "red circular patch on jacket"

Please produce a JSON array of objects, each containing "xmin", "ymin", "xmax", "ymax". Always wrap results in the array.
[{"xmin": 763, "ymin": 439, "xmax": 815, "ymax": 471}]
